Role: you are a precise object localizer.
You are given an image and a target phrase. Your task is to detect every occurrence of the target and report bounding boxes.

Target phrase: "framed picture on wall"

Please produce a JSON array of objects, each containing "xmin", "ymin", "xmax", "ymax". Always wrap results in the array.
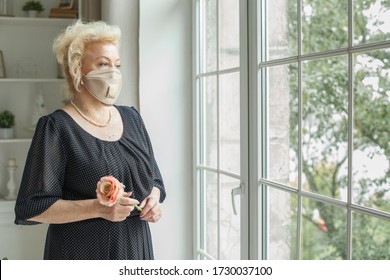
[
  {"xmin": 57, "ymin": 0, "xmax": 74, "ymax": 9},
  {"xmin": 0, "ymin": 51, "xmax": 6, "ymax": 78}
]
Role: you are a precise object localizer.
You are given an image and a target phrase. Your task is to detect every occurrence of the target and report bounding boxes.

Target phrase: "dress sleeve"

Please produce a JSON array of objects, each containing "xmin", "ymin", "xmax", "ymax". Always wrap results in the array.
[
  {"xmin": 131, "ymin": 107, "xmax": 166, "ymax": 203},
  {"xmin": 14, "ymin": 115, "xmax": 67, "ymax": 225}
]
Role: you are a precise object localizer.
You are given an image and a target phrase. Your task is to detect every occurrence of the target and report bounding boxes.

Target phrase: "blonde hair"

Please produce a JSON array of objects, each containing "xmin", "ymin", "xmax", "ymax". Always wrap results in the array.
[{"xmin": 53, "ymin": 20, "xmax": 121, "ymax": 99}]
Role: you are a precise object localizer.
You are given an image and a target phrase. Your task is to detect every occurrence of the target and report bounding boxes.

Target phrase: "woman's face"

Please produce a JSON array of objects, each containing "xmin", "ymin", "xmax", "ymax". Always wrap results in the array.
[{"xmin": 81, "ymin": 42, "xmax": 121, "ymax": 75}]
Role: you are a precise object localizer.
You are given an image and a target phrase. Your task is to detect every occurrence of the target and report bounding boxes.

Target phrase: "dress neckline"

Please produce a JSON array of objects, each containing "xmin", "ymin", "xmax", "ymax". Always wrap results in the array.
[{"xmin": 56, "ymin": 105, "xmax": 125, "ymax": 143}]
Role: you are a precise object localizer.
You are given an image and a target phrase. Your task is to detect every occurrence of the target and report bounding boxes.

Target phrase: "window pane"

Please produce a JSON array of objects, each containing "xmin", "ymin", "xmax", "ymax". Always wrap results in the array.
[
  {"xmin": 200, "ymin": 76, "xmax": 218, "ymax": 168},
  {"xmin": 220, "ymin": 72, "xmax": 240, "ymax": 174},
  {"xmin": 266, "ymin": 63, "xmax": 298, "ymax": 187},
  {"xmin": 354, "ymin": 0, "xmax": 390, "ymax": 45},
  {"xmin": 353, "ymin": 49, "xmax": 390, "ymax": 212},
  {"xmin": 220, "ymin": 175, "xmax": 241, "ymax": 260},
  {"xmin": 200, "ymin": 0, "xmax": 217, "ymax": 73},
  {"xmin": 352, "ymin": 212, "xmax": 390, "ymax": 259},
  {"xmin": 268, "ymin": 187, "xmax": 298, "ymax": 259},
  {"xmin": 219, "ymin": 0, "xmax": 240, "ymax": 70},
  {"xmin": 302, "ymin": 0, "xmax": 348, "ymax": 54},
  {"xmin": 201, "ymin": 170, "xmax": 218, "ymax": 259},
  {"xmin": 301, "ymin": 198, "xmax": 347, "ymax": 259},
  {"xmin": 265, "ymin": 0, "xmax": 298, "ymax": 61},
  {"xmin": 302, "ymin": 56, "xmax": 349, "ymax": 200}
]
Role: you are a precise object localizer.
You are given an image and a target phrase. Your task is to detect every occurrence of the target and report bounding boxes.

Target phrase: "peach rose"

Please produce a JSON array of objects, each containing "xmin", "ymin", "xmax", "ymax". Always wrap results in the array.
[{"xmin": 96, "ymin": 176, "xmax": 125, "ymax": 207}]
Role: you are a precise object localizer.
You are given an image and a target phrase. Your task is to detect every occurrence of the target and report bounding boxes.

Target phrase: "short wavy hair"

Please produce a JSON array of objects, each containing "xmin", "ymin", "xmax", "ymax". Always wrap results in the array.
[{"xmin": 53, "ymin": 20, "xmax": 121, "ymax": 99}]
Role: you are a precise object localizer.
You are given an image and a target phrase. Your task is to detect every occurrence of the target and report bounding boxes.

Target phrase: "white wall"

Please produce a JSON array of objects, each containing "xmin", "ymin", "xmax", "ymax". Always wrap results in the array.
[
  {"xmin": 101, "ymin": 0, "xmax": 140, "ymax": 109},
  {"xmin": 139, "ymin": 0, "xmax": 193, "ymax": 259}
]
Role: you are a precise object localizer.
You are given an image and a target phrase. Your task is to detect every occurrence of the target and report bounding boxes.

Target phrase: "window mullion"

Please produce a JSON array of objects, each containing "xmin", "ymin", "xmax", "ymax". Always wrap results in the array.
[
  {"xmin": 246, "ymin": 0, "xmax": 260, "ymax": 260},
  {"xmin": 296, "ymin": 0, "xmax": 303, "ymax": 261},
  {"xmin": 216, "ymin": 0, "xmax": 221, "ymax": 260},
  {"xmin": 347, "ymin": 0, "xmax": 354, "ymax": 260}
]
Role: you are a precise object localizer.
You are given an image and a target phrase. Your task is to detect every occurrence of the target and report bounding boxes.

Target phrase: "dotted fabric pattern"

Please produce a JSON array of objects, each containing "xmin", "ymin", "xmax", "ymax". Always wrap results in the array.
[{"xmin": 14, "ymin": 106, "xmax": 166, "ymax": 260}]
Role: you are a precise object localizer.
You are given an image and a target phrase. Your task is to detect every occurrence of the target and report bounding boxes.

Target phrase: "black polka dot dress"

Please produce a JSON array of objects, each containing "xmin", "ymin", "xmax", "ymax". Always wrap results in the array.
[{"xmin": 14, "ymin": 106, "xmax": 166, "ymax": 260}]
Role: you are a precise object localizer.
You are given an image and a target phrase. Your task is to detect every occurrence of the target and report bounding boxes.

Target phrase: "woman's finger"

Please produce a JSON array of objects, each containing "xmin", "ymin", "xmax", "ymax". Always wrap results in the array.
[{"xmin": 119, "ymin": 197, "xmax": 139, "ymax": 206}]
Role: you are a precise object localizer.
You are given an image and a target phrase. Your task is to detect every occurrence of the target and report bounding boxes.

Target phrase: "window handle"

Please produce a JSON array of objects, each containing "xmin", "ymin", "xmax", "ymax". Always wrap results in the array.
[{"xmin": 231, "ymin": 183, "xmax": 243, "ymax": 215}]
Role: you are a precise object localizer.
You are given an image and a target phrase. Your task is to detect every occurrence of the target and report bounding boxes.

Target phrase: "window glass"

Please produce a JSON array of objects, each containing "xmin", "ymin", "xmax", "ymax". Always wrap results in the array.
[
  {"xmin": 219, "ymin": 0, "xmax": 240, "ymax": 70},
  {"xmin": 353, "ymin": 49, "xmax": 390, "ymax": 212},
  {"xmin": 219, "ymin": 72, "xmax": 240, "ymax": 174},
  {"xmin": 220, "ymin": 175, "xmax": 241, "ymax": 260},
  {"xmin": 352, "ymin": 212, "xmax": 390, "ymax": 259},
  {"xmin": 200, "ymin": 76, "xmax": 218, "ymax": 168},
  {"xmin": 301, "ymin": 56, "xmax": 349, "ymax": 200},
  {"xmin": 266, "ymin": 63, "xmax": 298, "ymax": 187},
  {"xmin": 268, "ymin": 187, "xmax": 298, "ymax": 259},
  {"xmin": 200, "ymin": 0, "xmax": 217, "ymax": 73},
  {"xmin": 301, "ymin": 198, "xmax": 347, "ymax": 259},
  {"xmin": 265, "ymin": 0, "xmax": 298, "ymax": 61},
  {"xmin": 354, "ymin": 0, "xmax": 390, "ymax": 45},
  {"xmin": 302, "ymin": 0, "xmax": 348, "ymax": 54},
  {"xmin": 202, "ymin": 170, "xmax": 218, "ymax": 258}
]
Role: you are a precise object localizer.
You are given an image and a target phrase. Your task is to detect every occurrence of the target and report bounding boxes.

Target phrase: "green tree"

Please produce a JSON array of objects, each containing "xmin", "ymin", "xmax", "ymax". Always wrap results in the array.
[{"xmin": 288, "ymin": 0, "xmax": 390, "ymax": 259}]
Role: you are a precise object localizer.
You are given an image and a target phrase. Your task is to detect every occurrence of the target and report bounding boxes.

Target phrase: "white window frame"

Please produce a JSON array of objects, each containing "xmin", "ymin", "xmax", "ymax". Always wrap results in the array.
[
  {"xmin": 256, "ymin": 0, "xmax": 390, "ymax": 260},
  {"xmin": 194, "ymin": 0, "xmax": 390, "ymax": 260}
]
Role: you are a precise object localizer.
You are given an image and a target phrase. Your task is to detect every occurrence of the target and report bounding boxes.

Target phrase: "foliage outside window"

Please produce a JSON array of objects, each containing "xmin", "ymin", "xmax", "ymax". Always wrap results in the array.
[
  {"xmin": 277, "ymin": 0, "xmax": 390, "ymax": 259},
  {"xmin": 195, "ymin": 0, "xmax": 390, "ymax": 260}
]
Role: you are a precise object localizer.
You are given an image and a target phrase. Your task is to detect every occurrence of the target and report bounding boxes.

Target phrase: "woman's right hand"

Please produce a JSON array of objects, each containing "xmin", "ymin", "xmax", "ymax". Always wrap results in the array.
[{"xmin": 97, "ymin": 192, "xmax": 139, "ymax": 222}]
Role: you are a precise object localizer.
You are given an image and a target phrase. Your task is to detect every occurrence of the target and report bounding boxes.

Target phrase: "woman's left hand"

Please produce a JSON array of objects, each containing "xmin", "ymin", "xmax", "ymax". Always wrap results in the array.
[{"xmin": 139, "ymin": 187, "xmax": 162, "ymax": 223}]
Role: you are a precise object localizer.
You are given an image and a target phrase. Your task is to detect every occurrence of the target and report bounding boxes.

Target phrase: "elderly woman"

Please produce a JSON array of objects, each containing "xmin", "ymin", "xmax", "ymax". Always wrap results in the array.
[{"xmin": 14, "ymin": 20, "xmax": 166, "ymax": 260}]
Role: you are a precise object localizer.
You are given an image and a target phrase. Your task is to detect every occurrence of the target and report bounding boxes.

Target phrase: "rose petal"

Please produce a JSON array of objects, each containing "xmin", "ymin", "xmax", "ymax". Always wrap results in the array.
[{"xmin": 96, "ymin": 176, "xmax": 125, "ymax": 207}]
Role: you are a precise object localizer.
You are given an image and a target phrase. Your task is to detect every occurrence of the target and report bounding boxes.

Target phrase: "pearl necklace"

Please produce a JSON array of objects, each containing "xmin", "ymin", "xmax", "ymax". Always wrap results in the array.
[{"xmin": 70, "ymin": 100, "xmax": 111, "ymax": 128}]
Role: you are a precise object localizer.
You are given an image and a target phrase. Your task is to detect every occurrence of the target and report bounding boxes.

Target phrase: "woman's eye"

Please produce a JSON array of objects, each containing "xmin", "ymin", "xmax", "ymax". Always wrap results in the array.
[
  {"xmin": 99, "ymin": 62, "xmax": 109, "ymax": 67},
  {"xmin": 115, "ymin": 64, "xmax": 121, "ymax": 69}
]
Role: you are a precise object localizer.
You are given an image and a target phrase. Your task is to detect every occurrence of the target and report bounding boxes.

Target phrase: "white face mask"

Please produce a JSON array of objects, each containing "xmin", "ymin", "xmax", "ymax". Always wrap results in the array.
[{"xmin": 82, "ymin": 68, "xmax": 122, "ymax": 105}]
